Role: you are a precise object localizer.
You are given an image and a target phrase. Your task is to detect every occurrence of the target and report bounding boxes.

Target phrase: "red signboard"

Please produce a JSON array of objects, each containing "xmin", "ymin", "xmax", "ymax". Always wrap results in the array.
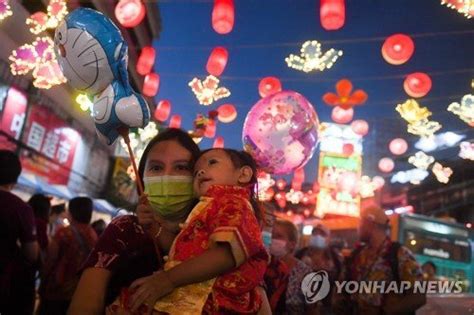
[{"xmin": 0, "ymin": 87, "xmax": 28, "ymax": 150}]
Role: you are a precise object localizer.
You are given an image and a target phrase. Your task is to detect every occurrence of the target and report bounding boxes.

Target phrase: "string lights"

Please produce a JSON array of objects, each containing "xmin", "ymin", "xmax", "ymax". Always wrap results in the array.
[
  {"xmin": 26, "ymin": 0, "xmax": 68, "ymax": 34},
  {"xmin": 188, "ymin": 75, "xmax": 230, "ymax": 106},
  {"xmin": 408, "ymin": 151, "xmax": 435, "ymax": 170},
  {"xmin": 447, "ymin": 94, "xmax": 474, "ymax": 126},
  {"xmin": 285, "ymin": 40, "xmax": 343, "ymax": 73},
  {"xmin": 0, "ymin": 0, "xmax": 12, "ymax": 22},
  {"xmin": 441, "ymin": 0, "xmax": 474, "ymax": 18}
]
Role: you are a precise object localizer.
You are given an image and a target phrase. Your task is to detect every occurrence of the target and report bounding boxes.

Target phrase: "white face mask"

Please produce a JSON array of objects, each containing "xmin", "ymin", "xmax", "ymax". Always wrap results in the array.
[
  {"xmin": 270, "ymin": 239, "xmax": 288, "ymax": 258},
  {"xmin": 310, "ymin": 235, "xmax": 327, "ymax": 248}
]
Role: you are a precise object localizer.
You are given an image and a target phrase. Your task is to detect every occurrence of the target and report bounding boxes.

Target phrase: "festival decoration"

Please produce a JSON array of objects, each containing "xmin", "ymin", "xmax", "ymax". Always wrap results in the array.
[
  {"xmin": 276, "ymin": 179, "xmax": 287, "ymax": 190},
  {"xmin": 286, "ymin": 189, "xmax": 304, "ymax": 204},
  {"xmin": 204, "ymin": 118, "xmax": 216, "ymax": 138},
  {"xmin": 378, "ymin": 157, "xmax": 394, "ymax": 173},
  {"xmin": 391, "ymin": 168, "xmax": 429, "ymax": 185},
  {"xmin": 115, "ymin": 0, "xmax": 146, "ymax": 28},
  {"xmin": 217, "ymin": 103, "xmax": 237, "ymax": 123},
  {"xmin": 76, "ymin": 93, "xmax": 93, "ymax": 113},
  {"xmin": 322, "ymin": 79, "xmax": 368, "ymax": 110},
  {"xmin": 381, "ymin": 34, "xmax": 415, "ymax": 65},
  {"xmin": 372, "ymin": 176, "xmax": 385, "ymax": 189},
  {"xmin": 359, "ymin": 176, "xmax": 378, "ymax": 198},
  {"xmin": 441, "ymin": 0, "xmax": 474, "ymax": 18},
  {"xmin": 212, "ymin": 0, "xmax": 234, "ymax": 34},
  {"xmin": 137, "ymin": 46, "xmax": 155, "ymax": 76},
  {"xmin": 342, "ymin": 143, "xmax": 354, "ymax": 155},
  {"xmin": 407, "ymin": 119, "xmax": 442, "ymax": 137},
  {"xmin": 143, "ymin": 73, "xmax": 160, "ymax": 97},
  {"xmin": 319, "ymin": 122, "xmax": 363, "ymax": 155},
  {"xmin": 242, "ymin": 90, "xmax": 319, "ymax": 175},
  {"xmin": 26, "ymin": 0, "xmax": 68, "ymax": 34},
  {"xmin": 404, "ymin": 72, "xmax": 432, "ymax": 98},
  {"xmin": 9, "ymin": 37, "xmax": 66, "ymax": 89},
  {"xmin": 206, "ymin": 47, "xmax": 228, "ymax": 76},
  {"xmin": 389, "ymin": 138, "xmax": 408, "ymax": 155},
  {"xmin": 416, "ymin": 131, "xmax": 466, "ymax": 152},
  {"xmin": 213, "ymin": 136, "xmax": 224, "ymax": 148},
  {"xmin": 154, "ymin": 100, "xmax": 171, "ymax": 122},
  {"xmin": 351, "ymin": 119, "xmax": 369, "ymax": 136},
  {"xmin": 285, "ymin": 40, "xmax": 343, "ymax": 73},
  {"xmin": 0, "ymin": 0, "xmax": 12, "ymax": 22},
  {"xmin": 447, "ymin": 94, "xmax": 474, "ymax": 126},
  {"xmin": 408, "ymin": 151, "xmax": 435, "ymax": 170},
  {"xmin": 320, "ymin": 0, "xmax": 345, "ymax": 31},
  {"xmin": 331, "ymin": 106, "xmax": 353, "ymax": 124},
  {"xmin": 459, "ymin": 141, "xmax": 474, "ymax": 160},
  {"xmin": 432, "ymin": 162, "xmax": 453, "ymax": 184},
  {"xmin": 169, "ymin": 115, "xmax": 182, "ymax": 128},
  {"xmin": 258, "ymin": 77, "xmax": 282, "ymax": 98},
  {"xmin": 396, "ymin": 99, "xmax": 431, "ymax": 124},
  {"xmin": 189, "ymin": 75, "xmax": 230, "ymax": 106}
]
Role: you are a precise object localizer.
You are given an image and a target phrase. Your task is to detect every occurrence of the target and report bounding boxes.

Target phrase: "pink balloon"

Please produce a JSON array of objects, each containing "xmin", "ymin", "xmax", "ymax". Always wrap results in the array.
[
  {"xmin": 389, "ymin": 138, "xmax": 408, "ymax": 155},
  {"xmin": 331, "ymin": 106, "xmax": 353, "ymax": 124},
  {"xmin": 351, "ymin": 119, "xmax": 369, "ymax": 136},
  {"xmin": 378, "ymin": 157, "xmax": 394, "ymax": 173}
]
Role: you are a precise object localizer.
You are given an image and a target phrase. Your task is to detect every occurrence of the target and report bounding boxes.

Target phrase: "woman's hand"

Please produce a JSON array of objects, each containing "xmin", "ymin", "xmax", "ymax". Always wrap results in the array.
[
  {"xmin": 136, "ymin": 194, "xmax": 154, "ymax": 227},
  {"xmin": 129, "ymin": 271, "xmax": 176, "ymax": 313}
]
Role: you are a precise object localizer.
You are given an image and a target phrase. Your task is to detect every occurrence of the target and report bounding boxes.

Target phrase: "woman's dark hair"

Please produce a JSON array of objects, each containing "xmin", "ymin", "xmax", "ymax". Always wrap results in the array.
[
  {"xmin": 69, "ymin": 197, "xmax": 93, "ymax": 224},
  {"xmin": 28, "ymin": 194, "xmax": 51, "ymax": 221},
  {"xmin": 138, "ymin": 128, "xmax": 201, "ymax": 188}
]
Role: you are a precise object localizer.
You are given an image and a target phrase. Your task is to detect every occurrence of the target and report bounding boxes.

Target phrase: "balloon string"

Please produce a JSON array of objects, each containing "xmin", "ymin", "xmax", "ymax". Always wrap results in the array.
[{"xmin": 118, "ymin": 127, "xmax": 144, "ymax": 195}]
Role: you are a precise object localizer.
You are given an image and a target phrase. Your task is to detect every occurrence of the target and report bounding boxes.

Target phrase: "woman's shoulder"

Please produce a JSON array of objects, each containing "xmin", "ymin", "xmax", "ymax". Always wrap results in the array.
[{"xmin": 109, "ymin": 214, "xmax": 138, "ymax": 227}]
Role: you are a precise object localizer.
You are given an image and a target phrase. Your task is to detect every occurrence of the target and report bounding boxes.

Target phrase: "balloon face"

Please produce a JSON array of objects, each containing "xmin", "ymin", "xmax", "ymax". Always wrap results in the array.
[{"xmin": 242, "ymin": 91, "xmax": 319, "ymax": 175}]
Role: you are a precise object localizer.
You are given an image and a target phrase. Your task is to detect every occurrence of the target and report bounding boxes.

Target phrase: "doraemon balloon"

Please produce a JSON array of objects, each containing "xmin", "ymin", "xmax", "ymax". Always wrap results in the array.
[{"xmin": 54, "ymin": 8, "xmax": 150, "ymax": 144}]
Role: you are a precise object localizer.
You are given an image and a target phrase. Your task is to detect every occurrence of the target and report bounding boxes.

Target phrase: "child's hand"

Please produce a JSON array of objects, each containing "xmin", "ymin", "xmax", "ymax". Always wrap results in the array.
[
  {"xmin": 136, "ymin": 194, "xmax": 154, "ymax": 227},
  {"xmin": 129, "ymin": 271, "xmax": 176, "ymax": 313}
]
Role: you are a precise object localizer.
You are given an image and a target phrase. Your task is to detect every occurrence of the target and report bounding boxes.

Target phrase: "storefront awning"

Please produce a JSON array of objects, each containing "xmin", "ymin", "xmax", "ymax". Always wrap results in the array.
[{"xmin": 93, "ymin": 199, "xmax": 117, "ymax": 215}]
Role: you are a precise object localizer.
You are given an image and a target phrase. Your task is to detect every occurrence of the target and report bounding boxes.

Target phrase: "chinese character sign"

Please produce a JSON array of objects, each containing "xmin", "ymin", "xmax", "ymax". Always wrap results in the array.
[{"xmin": 0, "ymin": 87, "xmax": 27, "ymax": 151}]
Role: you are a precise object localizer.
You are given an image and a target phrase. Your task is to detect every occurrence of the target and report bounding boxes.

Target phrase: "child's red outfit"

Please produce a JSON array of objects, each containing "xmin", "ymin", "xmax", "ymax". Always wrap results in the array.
[{"xmin": 154, "ymin": 185, "xmax": 269, "ymax": 315}]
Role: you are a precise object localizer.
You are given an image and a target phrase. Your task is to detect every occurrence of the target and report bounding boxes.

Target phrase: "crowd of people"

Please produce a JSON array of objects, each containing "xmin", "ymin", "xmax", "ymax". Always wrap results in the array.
[{"xmin": 1, "ymin": 128, "xmax": 428, "ymax": 315}]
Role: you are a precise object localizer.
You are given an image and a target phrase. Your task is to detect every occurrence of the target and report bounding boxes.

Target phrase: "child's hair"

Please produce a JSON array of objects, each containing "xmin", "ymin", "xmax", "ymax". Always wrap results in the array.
[{"xmin": 199, "ymin": 148, "xmax": 263, "ymax": 224}]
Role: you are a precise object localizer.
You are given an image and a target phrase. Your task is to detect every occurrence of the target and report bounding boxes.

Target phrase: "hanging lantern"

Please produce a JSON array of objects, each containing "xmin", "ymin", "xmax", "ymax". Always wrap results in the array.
[
  {"xmin": 204, "ymin": 119, "xmax": 217, "ymax": 138},
  {"xmin": 115, "ymin": 0, "xmax": 146, "ymax": 28},
  {"xmin": 292, "ymin": 168, "xmax": 305, "ymax": 190},
  {"xmin": 213, "ymin": 136, "xmax": 224, "ymax": 148},
  {"xmin": 206, "ymin": 47, "xmax": 228, "ymax": 76},
  {"xmin": 169, "ymin": 115, "xmax": 182, "ymax": 128},
  {"xmin": 389, "ymin": 138, "xmax": 408, "ymax": 155},
  {"xmin": 276, "ymin": 179, "xmax": 287, "ymax": 190},
  {"xmin": 258, "ymin": 76, "xmax": 282, "ymax": 98},
  {"xmin": 378, "ymin": 157, "xmax": 395, "ymax": 173},
  {"xmin": 404, "ymin": 72, "xmax": 432, "ymax": 98},
  {"xmin": 212, "ymin": 0, "xmax": 234, "ymax": 35},
  {"xmin": 320, "ymin": 0, "xmax": 346, "ymax": 31},
  {"xmin": 217, "ymin": 103, "xmax": 237, "ymax": 123},
  {"xmin": 381, "ymin": 34, "xmax": 414, "ymax": 65},
  {"xmin": 331, "ymin": 106, "xmax": 353, "ymax": 124},
  {"xmin": 143, "ymin": 73, "xmax": 160, "ymax": 97},
  {"xmin": 137, "ymin": 46, "xmax": 156, "ymax": 76},
  {"xmin": 351, "ymin": 119, "xmax": 369, "ymax": 136},
  {"xmin": 154, "ymin": 100, "xmax": 171, "ymax": 122}
]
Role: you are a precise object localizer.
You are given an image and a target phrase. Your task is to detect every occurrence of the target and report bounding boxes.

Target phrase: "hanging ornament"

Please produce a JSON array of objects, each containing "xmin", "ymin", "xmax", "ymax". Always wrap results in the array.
[
  {"xmin": 389, "ymin": 138, "xmax": 408, "ymax": 155},
  {"xmin": 154, "ymin": 100, "xmax": 171, "ymax": 122},
  {"xmin": 396, "ymin": 99, "xmax": 432, "ymax": 124},
  {"xmin": 378, "ymin": 157, "xmax": 394, "ymax": 173},
  {"xmin": 351, "ymin": 119, "xmax": 369, "ymax": 136},
  {"xmin": 258, "ymin": 76, "xmax": 282, "ymax": 98},
  {"xmin": 189, "ymin": 75, "xmax": 230, "ymax": 106},
  {"xmin": 331, "ymin": 106, "xmax": 353, "ymax": 124},
  {"xmin": 381, "ymin": 34, "xmax": 415, "ymax": 65},
  {"xmin": 169, "ymin": 115, "xmax": 182, "ymax": 128},
  {"xmin": 213, "ymin": 136, "xmax": 225, "ymax": 148},
  {"xmin": 217, "ymin": 103, "xmax": 237, "ymax": 123},
  {"xmin": 372, "ymin": 176, "xmax": 385, "ymax": 189},
  {"xmin": 204, "ymin": 118, "xmax": 217, "ymax": 138},
  {"xmin": 359, "ymin": 176, "xmax": 377, "ymax": 198},
  {"xmin": 286, "ymin": 189, "xmax": 304, "ymax": 205},
  {"xmin": 447, "ymin": 94, "xmax": 474, "ymax": 126},
  {"xmin": 76, "ymin": 94, "xmax": 93, "ymax": 113},
  {"xmin": 459, "ymin": 141, "xmax": 474, "ymax": 160},
  {"xmin": 143, "ymin": 73, "xmax": 160, "ymax": 97},
  {"xmin": 137, "ymin": 46, "xmax": 156, "ymax": 76},
  {"xmin": 432, "ymin": 162, "xmax": 453, "ymax": 184},
  {"xmin": 408, "ymin": 151, "xmax": 435, "ymax": 170},
  {"xmin": 322, "ymin": 79, "xmax": 368, "ymax": 110},
  {"xmin": 407, "ymin": 119, "xmax": 442, "ymax": 138},
  {"xmin": 276, "ymin": 179, "xmax": 287, "ymax": 190},
  {"xmin": 0, "ymin": 0, "xmax": 12, "ymax": 22},
  {"xmin": 115, "ymin": 0, "xmax": 146, "ymax": 28},
  {"xmin": 212, "ymin": 0, "xmax": 234, "ymax": 34},
  {"xmin": 441, "ymin": 0, "xmax": 474, "ymax": 18},
  {"xmin": 206, "ymin": 47, "xmax": 228, "ymax": 76},
  {"xmin": 320, "ymin": 0, "xmax": 345, "ymax": 31},
  {"xmin": 404, "ymin": 72, "xmax": 432, "ymax": 98},
  {"xmin": 285, "ymin": 40, "xmax": 343, "ymax": 73},
  {"xmin": 26, "ymin": 0, "xmax": 68, "ymax": 34}
]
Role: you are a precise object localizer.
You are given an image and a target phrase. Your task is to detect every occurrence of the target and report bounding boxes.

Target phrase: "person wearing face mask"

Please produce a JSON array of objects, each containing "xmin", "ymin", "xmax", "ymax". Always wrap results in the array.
[{"xmin": 309, "ymin": 224, "xmax": 330, "ymax": 249}]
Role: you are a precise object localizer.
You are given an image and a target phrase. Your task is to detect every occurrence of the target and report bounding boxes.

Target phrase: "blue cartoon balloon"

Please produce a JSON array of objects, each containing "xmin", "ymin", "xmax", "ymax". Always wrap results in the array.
[{"xmin": 54, "ymin": 8, "xmax": 150, "ymax": 144}]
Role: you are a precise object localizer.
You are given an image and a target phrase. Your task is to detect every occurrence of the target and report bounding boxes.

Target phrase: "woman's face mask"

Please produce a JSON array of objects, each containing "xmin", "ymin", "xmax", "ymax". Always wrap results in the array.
[
  {"xmin": 310, "ymin": 235, "xmax": 328, "ymax": 249},
  {"xmin": 270, "ymin": 239, "xmax": 288, "ymax": 258},
  {"xmin": 144, "ymin": 175, "xmax": 194, "ymax": 219}
]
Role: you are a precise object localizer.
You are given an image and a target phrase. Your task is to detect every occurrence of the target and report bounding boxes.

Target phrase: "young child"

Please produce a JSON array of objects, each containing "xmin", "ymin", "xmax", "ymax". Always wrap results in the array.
[{"xmin": 130, "ymin": 148, "xmax": 269, "ymax": 314}]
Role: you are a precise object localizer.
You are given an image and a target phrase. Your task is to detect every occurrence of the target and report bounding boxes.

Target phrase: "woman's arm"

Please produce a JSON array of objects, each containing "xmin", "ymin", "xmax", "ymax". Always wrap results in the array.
[{"xmin": 68, "ymin": 268, "xmax": 112, "ymax": 315}]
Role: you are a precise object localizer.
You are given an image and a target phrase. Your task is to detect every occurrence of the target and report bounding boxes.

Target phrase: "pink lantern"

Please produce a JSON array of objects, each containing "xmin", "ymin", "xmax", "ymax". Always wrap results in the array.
[
  {"xmin": 213, "ymin": 136, "xmax": 224, "ymax": 148},
  {"xmin": 378, "ymin": 157, "xmax": 394, "ymax": 173},
  {"xmin": 204, "ymin": 119, "xmax": 217, "ymax": 138},
  {"xmin": 217, "ymin": 104, "xmax": 237, "ymax": 123},
  {"xmin": 292, "ymin": 168, "xmax": 305, "ymax": 190},
  {"xmin": 351, "ymin": 119, "xmax": 369, "ymax": 136},
  {"xmin": 169, "ymin": 115, "xmax": 181, "ymax": 128},
  {"xmin": 342, "ymin": 143, "xmax": 354, "ymax": 155},
  {"xmin": 206, "ymin": 47, "xmax": 228, "ymax": 76},
  {"xmin": 276, "ymin": 179, "xmax": 287, "ymax": 190},
  {"xmin": 372, "ymin": 176, "xmax": 385, "ymax": 189},
  {"xmin": 212, "ymin": 0, "xmax": 234, "ymax": 35},
  {"xmin": 137, "ymin": 46, "xmax": 156, "ymax": 76},
  {"xmin": 258, "ymin": 77, "xmax": 282, "ymax": 98},
  {"xmin": 331, "ymin": 106, "xmax": 353, "ymax": 124},
  {"xmin": 115, "ymin": 0, "xmax": 146, "ymax": 28},
  {"xmin": 381, "ymin": 34, "xmax": 414, "ymax": 65},
  {"xmin": 154, "ymin": 100, "xmax": 171, "ymax": 122},
  {"xmin": 389, "ymin": 138, "xmax": 408, "ymax": 155},
  {"xmin": 143, "ymin": 73, "xmax": 160, "ymax": 97},
  {"xmin": 320, "ymin": 0, "xmax": 346, "ymax": 31},
  {"xmin": 404, "ymin": 72, "xmax": 432, "ymax": 98}
]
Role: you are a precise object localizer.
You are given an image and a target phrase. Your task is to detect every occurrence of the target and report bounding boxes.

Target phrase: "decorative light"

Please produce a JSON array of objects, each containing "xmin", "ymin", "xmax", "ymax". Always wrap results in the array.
[
  {"xmin": 154, "ymin": 100, "xmax": 171, "ymax": 122},
  {"xmin": 320, "ymin": 0, "xmax": 345, "ymax": 31},
  {"xmin": 381, "ymin": 34, "xmax": 415, "ymax": 65},
  {"xmin": 217, "ymin": 103, "xmax": 237, "ymax": 123},
  {"xmin": 212, "ymin": 0, "xmax": 234, "ymax": 34},
  {"xmin": 447, "ymin": 94, "xmax": 474, "ymax": 126},
  {"xmin": 389, "ymin": 138, "xmax": 408, "ymax": 155},
  {"xmin": 188, "ymin": 75, "xmax": 230, "ymax": 106},
  {"xmin": 359, "ymin": 176, "xmax": 377, "ymax": 198},
  {"xmin": 169, "ymin": 115, "xmax": 182, "ymax": 128},
  {"xmin": 441, "ymin": 0, "xmax": 474, "ymax": 18},
  {"xmin": 206, "ymin": 47, "xmax": 228, "ymax": 76},
  {"xmin": 257, "ymin": 172, "xmax": 275, "ymax": 192},
  {"xmin": 322, "ymin": 79, "xmax": 368, "ymax": 110},
  {"xmin": 213, "ymin": 136, "xmax": 224, "ymax": 148},
  {"xmin": 26, "ymin": 0, "xmax": 68, "ymax": 35},
  {"xmin": 391, "ymin": 168, "xmax": 429, "ymax": 185},
  {"xmin": 204, "ymin": 118, "xmax": 216, "ymax": 138},
  {"xmin": 408, "ymin": 151, "xmax": 435, "ymax": 170},
  {"xmin": 143, "ymin": 73, "xmax": 160, "ymax": 97},
  {"xmin": 432, "ymin": 162, "xmax": 453, "ymax": 184},
  {"xmin": 404, "ymin": 72, "xmax": 432, "ymax": 98},
  {"xmin": 331, "ymin": 106, "xmax": 353, "ymax": 124},
  {"xmin": 396, "ymin": 99, "xmax": 432, "ymax": 124},
  {"xmin": 459, "ymin": 141, "xmax": 474, "ymax": 160},
  {"xmin": 285, "ymin": 40, "xmax": 343, "ymax": 73},
  {"xmin": 138, "ymin": 122, "xmax": 158, "ymax": 142},
  {"xmin": 407, "ymin": 119, "xmax": 442, "ymax": 138},
  {"xmin": 0, "ymin": 0, "xmax": 13, "ymax": 22},
  {"xmin": 258, "ymin": 77, "xmax": 282, "ymax": 98},
  {"xmin": 351, "ymin": 119, "xmax": 369, "ymax": 136},
  {"xmin": 286, "ymin": 189, "xmax": 304, "ymax": 204},
  {"xmin": 76, "ymin": 94, "xmax": 93, "ymax": 113},
  {"xmin": 276, "ymin": 179, "xmax": 287, "ymax": 190},
  {"xmin": 378, "ymin": 157, "xmax": 394, "ymax": 173},
  {"xmin": 415, "ymin": 136, "xmax": 438, "ymax": 152},
  {"xmin": 372, "ymin": 176, "xmax": 385, "ymax": 189},
  {"xmin": 115, "ymin": 0, "xmax": 146, "ymax": 28},
  {"xmin": 137, "ymin": 46, "xmax": 156, "ymax": 76}
]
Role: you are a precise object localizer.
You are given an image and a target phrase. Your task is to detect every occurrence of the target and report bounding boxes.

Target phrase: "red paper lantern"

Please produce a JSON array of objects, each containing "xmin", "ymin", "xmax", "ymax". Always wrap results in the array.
[
  {"xmin": 258, "ymin": 77, "xmax": 282, "ymax": 98},
  {"xmin": 378, "ymin": 157, "xmax": 394, "ymax": 173},
  {"xmin": 204, "ymin": 119, "xmax": 216, "ymax": 138},
  {"xmin": 320, "ymin": 0, "xmax": 346, "ymax": 31},
  {"xmin": 276, "ymin": 179, "xmax": 287, "ymax": 190},
  {"xmin": 404, "ymin": 72, "xmax": 432, "ymax": 98},
  {"xmin": 217, "ymin": 104, "xmax": 237, "ymax": 123},
  {"xmin": 206, "ymin": 47, "xmax": 228, "ymax": 76},
  {"xmin": 331, "ymin": 106, "xmax": 353, "ymax": 124},
  {"xmin": 154, "ymin": 100, "xmax": 171, "ymax": 122},
  {"xmin": 137, "ymin": 46, "xmax": 156, "ymax": 76},
  {"xmin": 351, "ymin": 119, "xmax": 369, "ymax": 136},
  {"xmin": 292, "ymin": 168, "xmax": 305, "ymax": 190},
  {"xmin": 169, "ymin": 115, "xmax": 181, "ymax": 128},
  {"xmin": 389, "ymin": 138, "xmax": 408, "ymax": 155},
  {"xmin": 115, "ymin": 0, "xmax": 146, "ymax": 28},
  {"xmin": 212, "ymin": 0, "xmax": 234, "ymax": 35},
  {"xmin": 213, "ymin": 136, "xmax": 224, "ymax": 148},
  {"xmin": 143, "ymin": 73, "xmax": 160, "ymax": 97},
  {"xmin": 381, "ymin": 34, "xmax": 414, "ymax": 65}
]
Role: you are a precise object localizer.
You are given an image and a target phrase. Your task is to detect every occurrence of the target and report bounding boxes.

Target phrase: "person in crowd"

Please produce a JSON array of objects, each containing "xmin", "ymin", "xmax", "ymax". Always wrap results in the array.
[
  {"xmin": 127, "ymin": 148, "xmax": 269, "ymax": 314},
  {"xmin": 28, "ymin": 194, "xmax": 51, "ymax": 257},
  {"xmin": 422, "ymin": 261, "xmax": 437, "ymax": 281},
  {"xmin": 91, "ymin": 219, "xmax": 107, "ymax": 237},
  {"xmin": 309, "ymin": 223, "xmax": 330, "ymax": 249},
  {"xmin": 49, "ymin": 203, "xmax": 67, "ymax": 237},
  {"xmin": 333, "ymin": 204, "xmax": 426, "ymax": 315},
  {"xmin": 38, "ymin": 197, "xmax": 98, "ymax": 315},
  {"xmin": 0, "ymin": 150, "xmax": 39, "ymax": 315}
]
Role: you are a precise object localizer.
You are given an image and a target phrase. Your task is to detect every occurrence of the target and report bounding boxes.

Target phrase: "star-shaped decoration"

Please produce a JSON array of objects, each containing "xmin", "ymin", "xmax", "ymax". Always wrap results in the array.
[
  {"xmin": 459, "ymin": 141, "xmax": 474, "ymax": 160},
  {"xmin": 188, "ymin": 75, "xmax": 230, "ymax": 106},
  {"xmin": 285, "ymin": 40, "xmax": 343, "ymax": 73},
  {"xmin": 432, "ymin": 162, "xmax": 453, "ymax": 184},
  {"xmin": 408, "ymin": 151, "xmax": 435, "ymax": 170},
  {"xmin": 407, "ymin": 119, "xmax": 442, "ymax": 137},
  {"xmin": 447, "ymin": 94, "xmax": 474, "ymax": 126},
  {"xmin": 396, "ymin": 99, "xmax": 432, "ymax": 124},
  {"xmin": 26, "ymin": 0, "xmax": 68, "ymax": 35}
]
